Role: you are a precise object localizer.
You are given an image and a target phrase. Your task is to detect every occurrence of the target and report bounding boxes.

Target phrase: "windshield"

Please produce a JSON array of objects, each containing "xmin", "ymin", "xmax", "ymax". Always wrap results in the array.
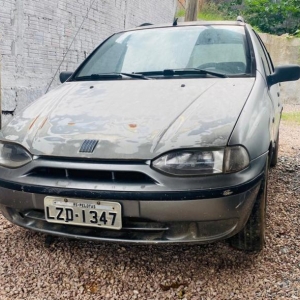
[{"xmin": 75, "ymin": 26, "xmax": 252, "ymax": 79}]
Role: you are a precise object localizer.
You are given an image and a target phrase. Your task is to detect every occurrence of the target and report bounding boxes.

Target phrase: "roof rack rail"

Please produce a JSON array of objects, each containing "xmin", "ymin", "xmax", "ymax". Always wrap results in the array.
[
  {"xmin": 139, "ymin": 23, "xmax": 153, "ymax": 27},
  {"xmin": 237, "ymin": 16, "xmax": 245, "ymax": 22}
]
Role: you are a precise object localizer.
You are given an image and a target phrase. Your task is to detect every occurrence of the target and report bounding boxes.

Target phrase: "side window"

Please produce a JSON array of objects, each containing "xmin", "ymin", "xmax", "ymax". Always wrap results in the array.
[
  {"xmin": 255, "ymin": 33, "xmax": 275, "ymax": 73},
  {"xmin": 251, "ymin": 31, "xmax": 271, "ymax": 76}
]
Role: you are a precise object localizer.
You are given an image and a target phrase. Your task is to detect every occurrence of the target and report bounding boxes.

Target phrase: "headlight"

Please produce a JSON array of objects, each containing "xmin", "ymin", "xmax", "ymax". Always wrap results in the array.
[
  {"xmin": 0, "ymin": 142, "xmax": 32, "ymax": 168},
  {"xmin": 152, "ymin": 149, "xmax": 224, "ymax": 176},
  {"xmin": 152, "ymin": 146, "xmax": 249, "ymax": 176}
]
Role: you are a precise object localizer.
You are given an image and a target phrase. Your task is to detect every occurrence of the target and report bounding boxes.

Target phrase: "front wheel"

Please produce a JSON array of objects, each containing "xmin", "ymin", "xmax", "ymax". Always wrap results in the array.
[
  {"xmin": 229, "ymin": 158, "xmax": 268, "ymax": 252},
  {"xmin": 270, "ymin": 131, "xmax": 279, "ymax": 167}
]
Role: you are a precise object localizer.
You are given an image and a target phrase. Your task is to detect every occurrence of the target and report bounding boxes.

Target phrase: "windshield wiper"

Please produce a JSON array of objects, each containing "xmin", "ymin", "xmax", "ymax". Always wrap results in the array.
[
  {"xmin": 134, "ymin": 68, "xmax": 228, "ymax": 78},
  {"xmin": 75, "ymin": 72, "xmax": 150, "ymax": 81},
  {"xmin": 163, "ymin": 68, "xmax": 228, "ymax": 78},
  {"xmin": 189, "ymin": 68, "xmax": 228, "ymax": 78},
  {"xmin": 119, "ymin": 72, "xmax": 150, "ymax": 80}
]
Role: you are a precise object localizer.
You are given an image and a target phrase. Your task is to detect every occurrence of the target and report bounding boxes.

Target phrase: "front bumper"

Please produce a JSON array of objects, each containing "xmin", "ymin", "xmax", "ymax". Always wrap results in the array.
[
  {"xmin": 0, "ymin": 182, "xmax": 260, "ymax": 243},
  {"xmin": 0, "ymin": 154, "xmax": 267, "ymax": 244}
]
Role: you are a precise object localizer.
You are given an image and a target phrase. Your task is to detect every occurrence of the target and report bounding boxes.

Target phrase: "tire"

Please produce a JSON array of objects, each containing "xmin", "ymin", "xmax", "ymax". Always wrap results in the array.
[
  {"xmin": 229, "ymin": 158, "xmax": 268, "ymax": 252},
  {"xmin": 270, "ymin": 131, "xmax": 279, "ymax": 167}
]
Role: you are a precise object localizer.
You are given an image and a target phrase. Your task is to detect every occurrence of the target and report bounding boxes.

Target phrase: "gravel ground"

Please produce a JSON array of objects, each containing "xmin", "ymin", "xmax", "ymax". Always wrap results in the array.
[{"xmin": 1, "ymin": 108, "xmax": 300, "ymax": 299}]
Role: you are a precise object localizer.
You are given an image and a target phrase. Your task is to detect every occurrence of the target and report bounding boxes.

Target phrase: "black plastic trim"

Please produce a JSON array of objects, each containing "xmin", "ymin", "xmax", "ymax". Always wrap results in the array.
[{"xmin": 0, "ymin": 172, "xmax": 263, "ymax": 201}]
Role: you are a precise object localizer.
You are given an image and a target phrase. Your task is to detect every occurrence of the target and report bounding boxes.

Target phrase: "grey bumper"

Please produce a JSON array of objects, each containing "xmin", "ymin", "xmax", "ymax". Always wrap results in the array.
[{"xmin": 0, "ymin": 181, "xmax": 260, "ymax": 244}]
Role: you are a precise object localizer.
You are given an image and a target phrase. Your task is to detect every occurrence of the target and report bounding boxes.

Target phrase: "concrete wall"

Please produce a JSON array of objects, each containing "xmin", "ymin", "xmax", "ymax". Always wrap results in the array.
[
  {"xmin": 259, "ymin": 33, "xmax": 300, "ymax": 105},
  {"xmin": 0, "ymin": 0, "xmax": 177, "ymax": 126}
]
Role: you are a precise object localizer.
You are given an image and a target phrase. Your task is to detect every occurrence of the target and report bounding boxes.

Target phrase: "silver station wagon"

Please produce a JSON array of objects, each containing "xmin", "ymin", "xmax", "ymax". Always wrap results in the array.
[{"xmin": 0, "ymin": 19, "xmax": 299, "ymax": 251}]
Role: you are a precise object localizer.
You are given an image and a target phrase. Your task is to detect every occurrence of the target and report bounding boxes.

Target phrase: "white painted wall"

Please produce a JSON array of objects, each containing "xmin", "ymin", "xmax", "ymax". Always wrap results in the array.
[{"xmin": 0, "ymin": 0, "xmax": 177, "ymax": 125}]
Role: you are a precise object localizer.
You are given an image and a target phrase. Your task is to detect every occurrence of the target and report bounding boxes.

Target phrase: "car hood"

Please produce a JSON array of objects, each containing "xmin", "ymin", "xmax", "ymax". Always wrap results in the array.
[{"xmin": 3, "ymin": 78, "xmax": 254, "ymax": 159}]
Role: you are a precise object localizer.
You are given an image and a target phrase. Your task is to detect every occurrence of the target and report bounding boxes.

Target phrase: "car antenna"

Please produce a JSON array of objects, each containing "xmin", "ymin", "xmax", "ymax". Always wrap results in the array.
[{"xmin": 173, "ymin": 18, "xmax": 178, "ymax": 26}]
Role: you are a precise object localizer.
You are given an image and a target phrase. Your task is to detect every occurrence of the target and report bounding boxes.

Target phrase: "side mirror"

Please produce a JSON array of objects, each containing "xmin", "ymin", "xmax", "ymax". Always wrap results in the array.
[
  {"xmin": 267, "ymin": 65, "xmax": 300, "ymax": 86},
  {"xmin": 59, "ymin": 71, "xmax": 73, "ymax": 83}
]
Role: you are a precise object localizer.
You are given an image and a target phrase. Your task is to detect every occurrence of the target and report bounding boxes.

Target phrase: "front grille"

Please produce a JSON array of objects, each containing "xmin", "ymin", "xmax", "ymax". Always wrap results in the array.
[
  {"xmin": 79, "ymin": 140, "xmax": 98, "ymax": 153},
  {"xmin": 27, "ymin": 167, "xmax": 156, "ymax": 184}
]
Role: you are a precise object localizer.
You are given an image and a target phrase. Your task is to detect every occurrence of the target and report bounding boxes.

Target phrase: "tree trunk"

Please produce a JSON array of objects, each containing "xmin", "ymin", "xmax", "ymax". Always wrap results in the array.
[{"xmin": 185, "ymin": 0, "xmax": 199, "ymax": 22}]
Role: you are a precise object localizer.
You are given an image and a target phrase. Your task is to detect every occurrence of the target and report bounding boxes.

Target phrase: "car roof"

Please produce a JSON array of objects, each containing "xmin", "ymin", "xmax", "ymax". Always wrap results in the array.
[{"xmin": 121, "ymin": 20, "xmax": 246, "ymax": 34}]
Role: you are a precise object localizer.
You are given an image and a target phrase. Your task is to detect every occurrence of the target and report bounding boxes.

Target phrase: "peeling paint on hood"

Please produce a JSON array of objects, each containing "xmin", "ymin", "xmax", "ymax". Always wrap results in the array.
[{"xmin": 3, "ymin": 78, "xmax": 255, "ymax": 159}]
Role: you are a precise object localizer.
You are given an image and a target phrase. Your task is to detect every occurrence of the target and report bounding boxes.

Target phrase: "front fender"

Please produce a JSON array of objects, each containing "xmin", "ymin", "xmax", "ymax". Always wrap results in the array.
[{"xmin": 228, "ymin": 72, "xmax": 273, "ymax": 160}]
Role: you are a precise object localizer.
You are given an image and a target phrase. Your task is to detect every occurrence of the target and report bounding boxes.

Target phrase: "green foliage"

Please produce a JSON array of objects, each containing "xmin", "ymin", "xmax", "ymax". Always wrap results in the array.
[
  {"xmin": 217, "ymin": 0, "xmax": 245, "ymax": 20},
  {"xmin": 282, "ymin": 112, "xmax": 300, "ymax": 124},
  {"xmin": 202, "ymin": 0, "xmax": 300, "ymax": 36},
  {"xmin": 198, "ymin": 1, "xmax": 226, "ymax": 20},
  {"xmin": 176, "ymin": 9, "xmax": 186, "ymax": 17},
  {"xmin": 244, "ymin": 0, "xmax": 300, "ymax": 35},
  {"xmin": 294, "ymin": 29, "xmax": 300, "ymax": 37}
]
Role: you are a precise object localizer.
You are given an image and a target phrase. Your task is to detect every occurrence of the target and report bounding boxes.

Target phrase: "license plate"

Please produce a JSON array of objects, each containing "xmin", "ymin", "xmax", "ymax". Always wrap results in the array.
[{"xmin": 44, "ymin": 196, "xmax": 122, "ymax": 230}]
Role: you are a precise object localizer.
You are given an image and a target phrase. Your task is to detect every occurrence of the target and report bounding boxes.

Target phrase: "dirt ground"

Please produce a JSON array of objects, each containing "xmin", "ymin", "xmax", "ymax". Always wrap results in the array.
[{"xmin": 0, "ymin": 116, "xmax": 299, "ymax": 299}]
